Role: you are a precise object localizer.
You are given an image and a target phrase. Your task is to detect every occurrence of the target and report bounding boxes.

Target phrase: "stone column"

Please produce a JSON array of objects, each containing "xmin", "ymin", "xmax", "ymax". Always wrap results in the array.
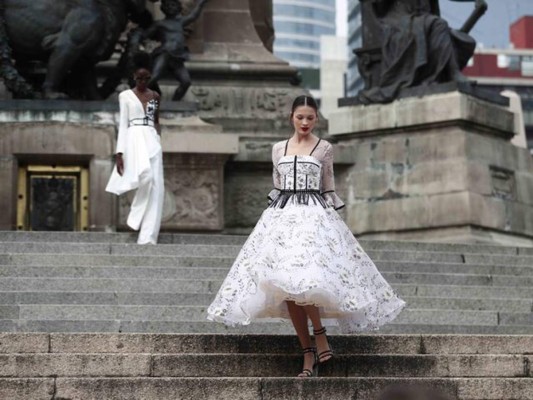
[
  {"xmin": 171, "ymin": 0, "xmax": 310, "ymax": 232},
  {"xmin": 172, "ymin": 0, "xmax": 305, "ymax": 134},
  {"xmin": 329, "ymin": 91, "xmax": 533, "ymax": 246}
]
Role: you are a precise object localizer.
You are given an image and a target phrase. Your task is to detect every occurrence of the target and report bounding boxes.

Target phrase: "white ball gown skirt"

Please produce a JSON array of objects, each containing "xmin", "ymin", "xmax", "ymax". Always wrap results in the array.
[{"xmin": 207, "ymin": 200, "xmax": 406, "ymax": 333}]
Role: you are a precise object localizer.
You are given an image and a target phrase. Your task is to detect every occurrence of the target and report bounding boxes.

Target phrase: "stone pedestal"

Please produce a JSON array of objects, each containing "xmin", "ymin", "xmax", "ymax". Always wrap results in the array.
[
  {"xmin": 329, "ymin": 91, "xmax": 533, "ymax": 246},
  {"xmin": 142, "ymin": 0, "xmax": 318, "ymax": 232},
  {"xmin": 0, "ymin": 100, "xmax": 237, "ymax": 232},
  {"xmin": 117, "ymin": 122, "xmax": 238, "ymax": 231}
]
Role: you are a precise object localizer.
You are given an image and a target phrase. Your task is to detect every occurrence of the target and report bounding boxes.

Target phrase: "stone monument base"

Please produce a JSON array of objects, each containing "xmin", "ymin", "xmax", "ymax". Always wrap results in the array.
[
  {"xmin": 329, "ymin": 91, "xmax": 533, "ymax": 246},
  {"xmin": 0, "ymin": 101, "xmax": 238, "ymax": 232}
]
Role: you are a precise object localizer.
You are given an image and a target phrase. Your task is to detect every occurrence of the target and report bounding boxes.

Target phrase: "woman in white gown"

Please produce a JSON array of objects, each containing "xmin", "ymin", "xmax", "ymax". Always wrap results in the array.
[
  {"xmin": 106, "ymin": 53, "xmax": 164, "ymax": 245},
  {"xmin": 207, "ymin": 95, "xmax": 406, "ymax": 377}
]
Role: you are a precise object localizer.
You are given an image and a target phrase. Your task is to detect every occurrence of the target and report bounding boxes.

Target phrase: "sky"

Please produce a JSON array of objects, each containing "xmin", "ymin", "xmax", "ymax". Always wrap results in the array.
[{"xmin": 336, "ymin": 0, "xmax": 533, "ymax": 48}]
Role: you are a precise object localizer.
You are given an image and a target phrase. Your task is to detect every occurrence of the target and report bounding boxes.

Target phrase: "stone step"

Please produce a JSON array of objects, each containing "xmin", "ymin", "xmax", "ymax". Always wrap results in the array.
[
  {"xmin": 2, "ymin": 231, "xmax": 530, "ymax": 255},
  {"xmin": 0, "ymin": 291, "xmax": 216, "ymax": 306},
  {"xmin": 3, "ymin": 319, "xmax": 533, "ymax": 334},
  {"xmin": 0, "ymin": 265, "xmax": 232, "ymax": 280},
  {"xmin": 0, "ymin": 262, "xmax": 533, "ymax": 286},
  {"xmin": 0, "ymin": 232, "xmax": 247, "ymax": 245},
  {"xmin": 2, "ymin": 265, "xmax": 529, "ymax": 287},
  {"xmin": 413, "ymin": 284, "xmax": 533, "ymax": 298},
  {"xmin": 3, "ymin": 261, "xmax": 533, "ymax": 279},
  {"xmin": 0, "ymin": 305, "xmax": 509, "ymax": 326},
  {"xmin": 1, "ymin": 250, "xmax": 532, "ymax": 267},
  {"xmin": 378, "ymin": 261, "xmax": 533, "ymax": 277},
  {"xmin": 1, "ymin": 240, "xmax": 532, "ymax": 263},
  {"xmin": 1, "ymin": 278, "xmax": 532, "ymax": 299},
  {"xmin": 0, "ymin": 232, "xmax": 531, "ymax": 337},
  {"xmin": 0, "ymin": 242, "xmax": 245, "ymax": 258},
  {"xmin": 0, "ymin": 291, "xmax": 529, "ymax": 312},
  {"xmin": 4, "ymin": 333, "xmax": 533, "ymax": 355},
  {"xmin": 0, "ymin": 254, "xmax": 233, "ymax": 267},
  {"xmin": 4, "ymin": 377, "xmax": 533, "ymax": 400},
  {"xmin": 402, "ymin": 297, "xmax": 532, "ymax": 312},
  {"xmin": 0, "ymin": 353, "xmax": 530, "ymax": 378}
]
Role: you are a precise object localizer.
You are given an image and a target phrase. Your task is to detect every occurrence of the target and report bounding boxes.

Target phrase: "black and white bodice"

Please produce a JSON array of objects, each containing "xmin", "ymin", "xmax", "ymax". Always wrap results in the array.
[
  {"xmin": 145, "ymin": 99, "xmax": 158, "ymax": 122},
  {"xmin": 268, "ymin": 155, "xmax": 330, "ymax": 209},
  {"xmin": 268, "ymin": 139, "xmax": 345, "ymax": 211},
  {"xmin": 278, "ymin": 155, "xmax": 321, "ymax": 192}
]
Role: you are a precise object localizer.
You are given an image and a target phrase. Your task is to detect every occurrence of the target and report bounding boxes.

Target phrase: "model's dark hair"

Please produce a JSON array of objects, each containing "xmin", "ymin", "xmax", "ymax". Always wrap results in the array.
[
  {"xmin": 132, "ymin": 51, "xmax": 152, "ymax": 73},
  {"xmin": 291, "ymin": 95, "xmax": 318, "ymax": 115}
]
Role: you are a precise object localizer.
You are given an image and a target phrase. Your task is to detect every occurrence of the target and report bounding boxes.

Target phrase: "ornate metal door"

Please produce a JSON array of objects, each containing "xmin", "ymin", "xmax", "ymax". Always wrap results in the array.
[{"xmin": 17, "ymin": 166, "xmax": 89, "ymax": 231}]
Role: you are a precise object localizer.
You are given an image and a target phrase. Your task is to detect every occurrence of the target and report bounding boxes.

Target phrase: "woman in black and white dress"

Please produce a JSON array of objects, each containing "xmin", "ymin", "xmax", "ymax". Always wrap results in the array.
[{"xmin": 207, "ymin": 95, "xmax": 405, "ymax": 377}]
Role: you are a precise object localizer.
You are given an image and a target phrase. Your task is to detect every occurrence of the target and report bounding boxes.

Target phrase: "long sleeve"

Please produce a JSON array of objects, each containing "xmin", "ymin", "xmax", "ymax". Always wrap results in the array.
[
  {"xmin": 115, "ymin": 92, "xmax": 129, "ymax": 154},
  {"xmin": 321, "ymin": 143, "xmax": 345, "ymax": 210},
  {"xmin": 268, "ymin": 143, "xmax": 283, "ymax": 203}
]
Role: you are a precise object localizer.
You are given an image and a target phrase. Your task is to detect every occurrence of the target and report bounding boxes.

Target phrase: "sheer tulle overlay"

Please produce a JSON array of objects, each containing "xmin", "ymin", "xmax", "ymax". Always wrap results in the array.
[{"xmin": 207, "ymin": 140, "xmax": 405, "ymax": 333}]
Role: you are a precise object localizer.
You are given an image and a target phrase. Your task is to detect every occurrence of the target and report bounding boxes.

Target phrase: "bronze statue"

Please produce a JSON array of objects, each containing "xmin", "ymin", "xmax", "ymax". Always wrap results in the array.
[
  {"xmin": 355, "ymin": 0, "xmax": 487, "ymax": 104},
  {"xmin": 0, "ymin": 0, "xmax": 156, "ymax": 99},
  {"xmin": 142, "ymin": 0, "xmax": 210, "ymax": 101}
]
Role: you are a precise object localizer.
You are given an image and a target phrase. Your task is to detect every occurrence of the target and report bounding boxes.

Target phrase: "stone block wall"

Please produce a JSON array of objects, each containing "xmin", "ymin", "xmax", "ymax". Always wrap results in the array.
[{"xmin": 330, "ymin": 91, "xmax": 533, "ymax": 245}]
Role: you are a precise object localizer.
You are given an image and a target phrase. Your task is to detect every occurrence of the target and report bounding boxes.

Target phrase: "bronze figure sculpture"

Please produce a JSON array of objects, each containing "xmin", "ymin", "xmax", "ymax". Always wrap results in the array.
[
  {"xmin": 0, "ymin": 0, "xmax": 156, "ymax": 99},
  {"xmin": 355, "ymin": 0, "xmax": 488, "ymax": 104},
  {"xmin": 141, "ymin": 0, "xmax": 210, "ymax": 100}
]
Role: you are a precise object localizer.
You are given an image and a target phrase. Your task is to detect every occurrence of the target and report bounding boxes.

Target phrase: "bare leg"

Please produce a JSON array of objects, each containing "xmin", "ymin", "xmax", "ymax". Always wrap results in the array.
[
  {"xmin": 286, "ymin": 301, "xmax": 315, "ymax": 376},
  {"xmin": 304, "ymin": 305, "xmax": 332, "ymax": 363}
]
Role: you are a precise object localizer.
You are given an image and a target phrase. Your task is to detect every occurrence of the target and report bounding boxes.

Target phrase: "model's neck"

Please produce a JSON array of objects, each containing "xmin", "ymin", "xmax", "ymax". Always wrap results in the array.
[{"xmin": 291, "ymin": 133, "xmax": 315, "ymax": 144}]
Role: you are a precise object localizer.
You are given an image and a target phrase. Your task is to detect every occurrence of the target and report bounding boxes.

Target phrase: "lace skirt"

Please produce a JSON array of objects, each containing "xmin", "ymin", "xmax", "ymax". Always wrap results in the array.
[{"xmin": 206, "ymin": 201, "xmax": 406, "ymax": 333}]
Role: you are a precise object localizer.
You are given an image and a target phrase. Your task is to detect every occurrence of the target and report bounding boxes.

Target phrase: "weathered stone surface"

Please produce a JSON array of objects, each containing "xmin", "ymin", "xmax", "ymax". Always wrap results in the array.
[
  {"xmin": 516, "ymin": 172, "xmax": 533, "ymax": 206},
  {"xmin": 334, "ymin": 99, "xmax": 533, "ymax": 244},
  {"xmin": 0, "ymin": 334, "xmax": 49, "ymax": 354},
  {"xmin": 347, "ymin": 192, "xmax": 472, "ymax": 234},
  {"xmin": 261, "ymin": 378, "xmax": 458, "ymax": 400},
  {"xmin": 224, "ymin": 162, "xmax": 272, "ymax": 231},
  {"xmin": 330, "ymin": 92, "xmax": 516, "ymax": 137},
  {"xmin": 457, "ymin": 378, "xmax": 533, "ymax": 399},
  {"xmin": 117, "ymin": 154, "xmax": 231, "ymax": 231},
  {"xmin": 0, "ymin": 378, "xmax": 55, "ymax": 400},
  {"xmin": 469, "ymin": 193, "xmax": 507, "ymax": 229},
  {"xmin": 55, "ymin": 377, "xmax": 261, "ymax": 400},
  {"xmin": 406, "ymin": 130, "xmax": 467, "ymax": 164},
  {"xmin": 466, "ymin": 133, "xmax": 533, "ymax": 173},
  {"xmin": 0, "ymin": 354, "xmax": 150, "ymax": 377},
  {"xmin": 422, "ymin": 335, "xmax": 533, "ymax": 355}
]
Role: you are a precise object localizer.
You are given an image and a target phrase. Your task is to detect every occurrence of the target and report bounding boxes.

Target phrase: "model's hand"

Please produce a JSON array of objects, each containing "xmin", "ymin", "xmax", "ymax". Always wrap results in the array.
[{"xmin": 116, "ymin": 153, "xmax": 124, "ymax": 176}]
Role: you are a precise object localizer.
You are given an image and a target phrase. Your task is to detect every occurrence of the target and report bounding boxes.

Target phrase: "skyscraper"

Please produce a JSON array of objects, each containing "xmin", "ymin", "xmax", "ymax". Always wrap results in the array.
[
  {"xmin": 346, "ymin": 0, "xmax": 363, "ymax": 96},
  {"xmin": 273, "ymin": 0, "xmax": 337, "ymax": 69}
]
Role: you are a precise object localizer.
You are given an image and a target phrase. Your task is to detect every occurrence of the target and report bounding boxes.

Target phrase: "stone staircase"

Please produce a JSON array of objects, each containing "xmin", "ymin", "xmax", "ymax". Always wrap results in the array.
[
  {"xmin": 2, "ymin": 232, "xmax": 533, "ymax": 399},
  {"xmin": 2, "ymin": 333, "xmax": 533, "ymax": 399},
  {"xmin": 0, "ymin": 231, "xmax": 533, "ymax": 334}
]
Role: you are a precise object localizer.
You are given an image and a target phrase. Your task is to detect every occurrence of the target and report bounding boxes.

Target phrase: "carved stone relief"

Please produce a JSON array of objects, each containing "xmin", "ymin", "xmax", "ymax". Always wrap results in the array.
[
  {"xmin": 190, "ymin": 86, "xmax": 295, "ymax": 119},
  {"xmin": 119, "ymin": 153, "xmax": 227, "ymax": 230}
]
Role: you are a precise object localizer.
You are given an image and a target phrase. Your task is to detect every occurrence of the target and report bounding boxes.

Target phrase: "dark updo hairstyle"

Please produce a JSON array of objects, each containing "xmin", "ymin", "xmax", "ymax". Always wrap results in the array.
[
  {"xmin": 290, "ymin": 95, "xmax": 319, "ymax": 118},
  {"xmin": 131, "ymin": 51, "xmax": 152, "ymax": 74}
]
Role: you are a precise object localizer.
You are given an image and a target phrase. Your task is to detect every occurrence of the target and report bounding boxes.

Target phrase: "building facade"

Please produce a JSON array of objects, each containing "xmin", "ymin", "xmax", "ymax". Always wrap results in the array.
[
  {"xmin": 463, "ymin": 16, "xmax": 533, "ymax": 151},
  {"xmin": 346, "ymin": 0, "xmax": 363, "ymax": 97},
  {"xmin": 273, "ymin": 0, "xmax": 336, "ymax": 69}
]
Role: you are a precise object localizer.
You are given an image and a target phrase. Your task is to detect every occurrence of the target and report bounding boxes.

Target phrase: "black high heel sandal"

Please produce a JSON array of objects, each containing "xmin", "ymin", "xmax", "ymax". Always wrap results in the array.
[
  {"xmin": 297, "ymin": 347, "xmax": 318, "ymax": 377},
  {"xmin": 313, "ymin": 327, "xmax": 334, "ymax": 364}
]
